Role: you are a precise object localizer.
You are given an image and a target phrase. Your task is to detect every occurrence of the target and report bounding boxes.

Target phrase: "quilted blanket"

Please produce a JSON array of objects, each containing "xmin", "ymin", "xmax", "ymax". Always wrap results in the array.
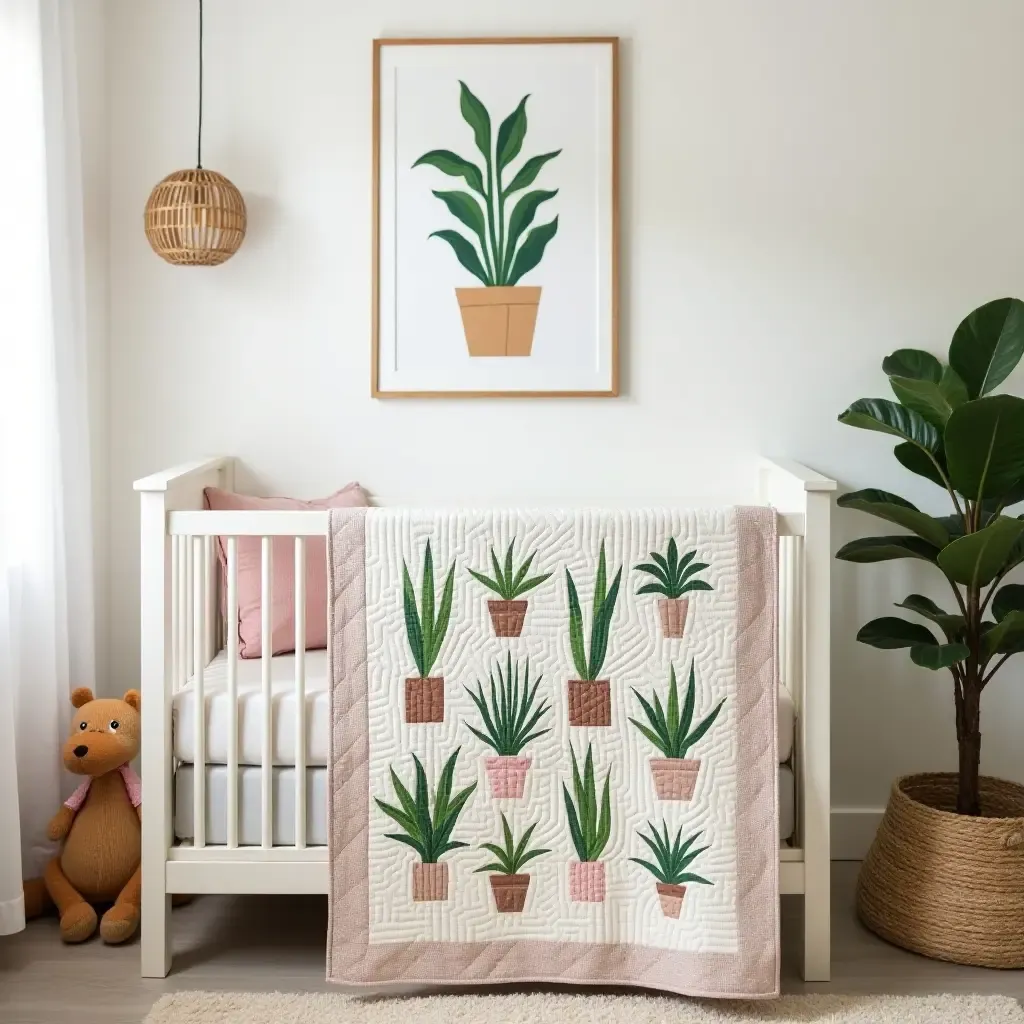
[{"xmin": 326, "ymin": 508, "xmax": 779, "ymax": 998}]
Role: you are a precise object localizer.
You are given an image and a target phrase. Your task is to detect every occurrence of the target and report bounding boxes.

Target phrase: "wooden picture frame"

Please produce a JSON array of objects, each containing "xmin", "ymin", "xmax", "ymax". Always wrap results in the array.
[{"xmin": 371, "ymin": 37, "xmax": 620, "ymax": 398}]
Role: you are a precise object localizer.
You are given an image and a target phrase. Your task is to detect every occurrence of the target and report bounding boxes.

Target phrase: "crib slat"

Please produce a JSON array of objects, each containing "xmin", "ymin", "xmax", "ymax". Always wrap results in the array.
[
  {"xmin": 226, "ymin": 537, "xmax": 239, "ymax": 850},
  {"xmin": 185, "ymin": 534, "xmax": 194, "ymax": 687},
  {"xmin": 192, "ymin": 538, "xmax": 206, "ymax": 850},
  {"xmin": 177, "ymin": 539, "xmax": 187, "ymax": 692},
  {"xmin": 261, "ymin": 536, "xmax": 273, "ymax": 849},
  {"xmin": 170, "ymin": 536, "xmax": 179, "ymax": 691},
  {"xmin": 294, "ymin": 537, "xmax": 306, "ymax": 850}
]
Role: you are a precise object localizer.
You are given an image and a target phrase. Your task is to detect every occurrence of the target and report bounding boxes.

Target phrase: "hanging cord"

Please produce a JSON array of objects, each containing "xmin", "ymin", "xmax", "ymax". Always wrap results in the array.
[{"xmin": 196, "ymin": 0, "xmax": 204, "ymax": 169}]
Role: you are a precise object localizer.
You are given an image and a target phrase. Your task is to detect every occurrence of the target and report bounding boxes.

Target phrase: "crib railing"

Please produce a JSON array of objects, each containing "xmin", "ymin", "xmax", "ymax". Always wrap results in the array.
[{"xmin": 168, "ymin": 510, "xmax": 330, "ymax": 852}]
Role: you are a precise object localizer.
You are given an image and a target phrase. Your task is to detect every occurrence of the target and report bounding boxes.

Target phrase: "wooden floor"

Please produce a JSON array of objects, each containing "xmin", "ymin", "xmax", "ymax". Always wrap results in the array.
[{"xmin": 2, "ymin": 863, "xmax": 1023, "ymax": 1024}]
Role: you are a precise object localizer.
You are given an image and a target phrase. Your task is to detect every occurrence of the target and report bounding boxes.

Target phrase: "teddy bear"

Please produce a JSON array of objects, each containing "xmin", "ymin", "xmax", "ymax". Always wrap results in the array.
[{"xmin": 22, "ymin": 687, "xmax": 143, "ymax": 944}]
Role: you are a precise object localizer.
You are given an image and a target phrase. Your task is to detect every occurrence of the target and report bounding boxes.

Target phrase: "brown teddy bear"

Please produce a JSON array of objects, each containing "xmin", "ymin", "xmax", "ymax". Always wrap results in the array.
[{"xmin": 23, "ymin": 687, "xmax": 142, "ymax": 943}]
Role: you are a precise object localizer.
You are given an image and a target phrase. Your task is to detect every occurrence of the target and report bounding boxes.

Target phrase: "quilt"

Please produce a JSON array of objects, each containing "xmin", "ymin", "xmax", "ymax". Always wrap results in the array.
[{"xmin": 326, "ymin": 507, "xmax": 779, "ymax": 997}]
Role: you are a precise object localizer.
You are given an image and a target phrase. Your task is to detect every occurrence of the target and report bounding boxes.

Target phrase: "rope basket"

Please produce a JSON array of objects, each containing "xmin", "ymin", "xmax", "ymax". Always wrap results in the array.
[
  {"xmin": 857, "ymin": 773, "xmax": 1024, "ymax": 968},
  {"xmin": 144, "ymin": 168, "xmax": 246, "ymax": 266}
]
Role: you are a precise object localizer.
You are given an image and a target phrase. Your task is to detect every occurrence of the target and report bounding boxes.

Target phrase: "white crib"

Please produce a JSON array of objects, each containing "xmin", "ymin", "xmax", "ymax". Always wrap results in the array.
[{"xmin": 135, "ymin": 456, "xmax": 834, "ymax": 981}]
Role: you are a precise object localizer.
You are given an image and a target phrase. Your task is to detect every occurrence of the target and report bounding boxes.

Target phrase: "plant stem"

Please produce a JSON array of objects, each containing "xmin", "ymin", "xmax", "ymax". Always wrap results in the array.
[
  {"xmin": 982, "ymin": 652, "xmax": 1012, "ymax": 687},
  {"xmin": 957, "ymin": 584, "xmax": 983, "ymax": 816},
  {"xmin": 484, "ymin": 151, "xmax": 501, "ymax": 287}
]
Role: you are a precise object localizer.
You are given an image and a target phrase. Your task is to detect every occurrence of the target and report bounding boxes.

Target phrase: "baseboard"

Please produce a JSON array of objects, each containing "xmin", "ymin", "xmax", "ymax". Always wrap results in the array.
[{"xmin": 831, "ymin": 807, "xmax": 883, "ymax": 860}]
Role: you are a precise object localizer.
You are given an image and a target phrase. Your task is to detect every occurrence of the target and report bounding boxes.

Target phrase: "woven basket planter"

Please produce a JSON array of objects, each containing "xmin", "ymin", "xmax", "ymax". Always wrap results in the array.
[{"xmin": 858, "ymin": 773, "xmax": 1024, "ymax": 968}]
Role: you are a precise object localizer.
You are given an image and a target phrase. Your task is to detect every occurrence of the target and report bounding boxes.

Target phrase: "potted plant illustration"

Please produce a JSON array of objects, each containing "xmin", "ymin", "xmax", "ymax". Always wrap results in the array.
[
  {"xmin": 563, "ymin": 743, "xmax": 612, "ymax": 902},
  {"xmin": 635, "ymin": 538, "xmax": 713, "ymax": 638},
  {"xmin": 629, "ymin": 663, "xmax": 725, "ymax": 800},
  {"xmin": 464, "ymin": 653, "xmax": 551, "ymax": 799},
  {"xmin": 475, "ymin": 813, "xmax": 550, "ymax": 913},
  {"xmin": 630, "ymin": 822, "xmax": 713, "ymax": 919},
  {"xmin": 468, "ymin": 539, "xmax": 552, "ymax": 636},
  {"xmin": 837, "ymin": 297, "xmax": 1024, "ymax": 967},
  {"xmin": 375, "ymin": 749, "xmax": 478, "ymax": 902},
  {"xmin": 402, "ymin": 541, "xmax": 455, "ymax": 723},
  {"xmin": 413, "ymin": 82, "xmax": 561, "ymax": 358},
  {"xmin": 565, "ymin": 541, "xmax": 622, "ymax": 727}
]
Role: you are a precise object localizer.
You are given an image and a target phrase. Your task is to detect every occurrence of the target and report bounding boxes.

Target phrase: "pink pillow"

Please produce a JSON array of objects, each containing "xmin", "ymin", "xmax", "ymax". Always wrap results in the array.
[{"xmin": 204, "ymin": 484, "xmax": 369, "ymax": 659}]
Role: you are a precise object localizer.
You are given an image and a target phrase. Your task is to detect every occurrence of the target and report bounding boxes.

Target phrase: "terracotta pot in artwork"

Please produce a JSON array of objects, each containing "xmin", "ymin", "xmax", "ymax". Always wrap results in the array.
[
  {"xmin": 569, "ymin": 861, "xmax": 606, "ymax": 903},
  {"xmin": 658, "ymin": 598, "xmax": 689, "ymax": 638},
  {"xmin": 484, "ymin": 756, "xmax": 532, "ymax": 799},
  {"xmin": 489, "ymin": 873, "xmax": 531, "ymax": 913},
  {"xmin": 412, "ymin": 862, "xmax": 449, "ymax": 902},
  {"xmin": 405, "ymin": 676, "xmax": 444, "ymax": 724},
  {"xmin": 656, "ymin": 882, "xmax": 687, "ymax": 919},
  {"xmin": 649, "ymin": 758, "xmax": 701, "ymax": 801},
  {"xmin": 487, "ymin": 599, "xmax": 528, "ymax": 637},
  {"xmin": 456, "ymin": 286, "xmax": 542, "ymax": 357},
  {"xmin": 567, "ymin": 679, "xmax": 611, "ymax": 727}
]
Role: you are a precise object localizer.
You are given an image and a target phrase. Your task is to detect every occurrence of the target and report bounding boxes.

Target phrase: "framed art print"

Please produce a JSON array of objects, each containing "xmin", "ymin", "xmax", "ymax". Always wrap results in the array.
[{"xmin": 372, "ymin": 37, "xmax": 619, "ymax": 397}]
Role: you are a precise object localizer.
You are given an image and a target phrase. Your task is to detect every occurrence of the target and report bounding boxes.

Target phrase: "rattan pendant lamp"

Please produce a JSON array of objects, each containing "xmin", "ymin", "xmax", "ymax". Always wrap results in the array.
[{"xmin": 144, "ymin": 0, "xmax": 246, "ymax": 266}]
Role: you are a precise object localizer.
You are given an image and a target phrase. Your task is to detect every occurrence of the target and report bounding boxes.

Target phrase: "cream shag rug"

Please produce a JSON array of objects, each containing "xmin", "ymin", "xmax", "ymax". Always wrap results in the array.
[{"xmin": 144, "ymin": 991, "xmax": 1024, "ymax": 1023}]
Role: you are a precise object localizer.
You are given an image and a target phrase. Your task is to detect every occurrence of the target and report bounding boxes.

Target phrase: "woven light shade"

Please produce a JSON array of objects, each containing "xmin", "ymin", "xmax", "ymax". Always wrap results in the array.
[{"xmin": 144, "ymin": 168, "xmax": 246, "ymax": 266}]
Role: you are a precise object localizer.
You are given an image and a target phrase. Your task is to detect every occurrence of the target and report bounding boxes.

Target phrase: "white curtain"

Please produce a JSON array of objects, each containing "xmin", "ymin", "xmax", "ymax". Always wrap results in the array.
[{"xmin": 0, "ymin": 0, "xmax": 96, "ymax": 936}]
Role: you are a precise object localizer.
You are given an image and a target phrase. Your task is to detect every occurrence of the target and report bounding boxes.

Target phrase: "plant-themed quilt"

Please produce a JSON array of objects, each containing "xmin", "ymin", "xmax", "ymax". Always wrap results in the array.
[{"xmin": 326, "ymin": 508, "xmax": 779, "ymax": 997}]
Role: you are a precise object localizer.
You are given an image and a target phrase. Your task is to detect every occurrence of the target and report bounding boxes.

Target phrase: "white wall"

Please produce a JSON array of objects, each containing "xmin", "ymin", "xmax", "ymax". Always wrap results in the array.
[{"xmin": 103, "ymin": 0, "xmax": 1024, "ymax": 825}]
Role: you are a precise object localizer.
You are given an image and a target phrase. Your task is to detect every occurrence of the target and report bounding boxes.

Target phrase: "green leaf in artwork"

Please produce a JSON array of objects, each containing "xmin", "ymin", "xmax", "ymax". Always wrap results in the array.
[
  {"xmin": 411, "ymin": 150, "xmax": 485, "ymax": 195},
  {"xmin": 948, "ymin": 297, "xmax": 1024, "ymax": 399},
  {"xmin": 944, "ymin": 395, "xmax": 1024, "ymax": 502},
  {"xmin": 458, "ymin": 80, "xmax": 492, "ymax": 161},
  {"xmin": 427, "ymin": 230, "xmax": 490, "ymax": 285},
  {"xmin": 836, "ymin": 489, "xmax": 950, "ymax": 548},
  {"xmin": 503, "ymin": 150, "xmax": 562, "ymax": 197},
  {"xmin": 431, "ymin": 191, "xmax": 489, "ymax": 252},
  {"xmin": 503, "ymin": 190, "xmax": 558, "ymax": 280},
  {"xmin": 496, "ymin": 94, "xmax": 529, "ymax": 172},
  {"xmin": 506, "ymin": 217, "xmax": 560, "ymax": 286},
  {"xmin": 857, "ymin": 617, "xmax": 938, "ymax": 649}
]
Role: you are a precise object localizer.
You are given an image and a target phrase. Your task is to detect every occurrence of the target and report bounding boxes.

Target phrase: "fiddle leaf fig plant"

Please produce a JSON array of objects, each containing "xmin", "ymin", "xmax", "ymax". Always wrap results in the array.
[{"xmin": 837, "ymin": 297, "xmax": 1024, "ymax": 816}]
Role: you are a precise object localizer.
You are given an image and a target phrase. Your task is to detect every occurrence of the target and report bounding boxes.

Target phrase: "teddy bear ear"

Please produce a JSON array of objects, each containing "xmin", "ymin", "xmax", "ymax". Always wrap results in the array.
[
  {"xmin": 123, "ymin": 689, "xmax": 141, "ymax": 711},
  {"xmin": 71, "ymin": 687, "xmax": 94, "ymax": 708}
]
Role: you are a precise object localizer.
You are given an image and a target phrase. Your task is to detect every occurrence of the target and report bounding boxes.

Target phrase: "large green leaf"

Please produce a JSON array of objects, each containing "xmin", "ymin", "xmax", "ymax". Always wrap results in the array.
[
  {"xmin": 838, "ymin": 398, "xmax": 940, "ymax": 452},
  {"xmin": 992, "ymin": 583, "xmax": 1024, "ymax": 622},
  {"xmin": 506, "ymin": 217, "xmax": 559, "ymax": 285},
  {"xmin": 588, "ymin": 566, "xmax": 621, "ymax": 680},
  {"xmin": 496, "ymin": 95, "xmax": 529, "ymax": 173},
  {"xmin": 458, "ymin": 81, "xmax": 492, "ymax": 162},
  {"xmin": 889, "ymin": 366, "xmax": 969, "ymax": 428},
  {"xmin": 503, "ymin": 189, "xmax": 557, "ymax": 280},
  {"xmin": 431, "ymin": 190, "xmax": 489, "ymax": 253},
  {"xmin": 836, "ymin": 489, "xmax": 950, "ymax": 548},
  {"xmin": 895, "ymin": 594, "xmax": 966, "ymax": 639},
  {"xmin": 944, "ymin": 395, "xmax": 1024, "ymax": 501},
  {"xmin": 411, "ymin": 150, "xmax": 485, "ymax": 195},
  {"xmin": 894, "ymin": 441, "xmax": 948, "ymax": 488},
  {"xmin": 948, "ymin": 297, "xmax": 1024, "ymax": 398},
  {"xmin": 882, "ymin": 348, "xmax": 942, "ymax": 381},
  {"xmin": 982, "ymin": 609, "xmax": 1024, "ymax": 660},
  {"xmin": 428, "ymin": 230, "xmax": 490, "ymax": 285},
  {"xmin": 936, "ymin": 515, "xmax": 1024, "ymax": 587},
  {"xmin": 502, "ymin": 150, "xmax": 561, "ymax": 196},
  {"xmin": 835, "ymin": 535, "xmax": 940, "ymax": 564},
  {"xmin": 857, "ymin": 617, "xmax": 937, "ymax": 649},
  {"xmin": 402, "ymin": 561, "xmax": 425, "ymax": 676},
  {"xmin": 565, "ymin": 570, "xmax": 588, "ymax": 679},
  {"xmin": 910, "ymin": 642, "xmax": 970, "ymax": 670}
]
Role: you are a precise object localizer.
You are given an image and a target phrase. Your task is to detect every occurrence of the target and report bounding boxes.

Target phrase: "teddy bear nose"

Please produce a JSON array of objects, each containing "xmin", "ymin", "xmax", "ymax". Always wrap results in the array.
[{"xmin": 73, "ymin": 745, "xmax": 88, "ymax": 758}]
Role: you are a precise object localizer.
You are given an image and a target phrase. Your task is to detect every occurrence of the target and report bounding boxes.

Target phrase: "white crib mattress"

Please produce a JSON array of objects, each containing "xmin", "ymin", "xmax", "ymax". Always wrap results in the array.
[
  {"xmin": 173, "ymin": 763, "xmax": 797, "ymax": 848},
  {"xmin": 172, "ymin": 649, "xmax": 797, "ymax": 768}
]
